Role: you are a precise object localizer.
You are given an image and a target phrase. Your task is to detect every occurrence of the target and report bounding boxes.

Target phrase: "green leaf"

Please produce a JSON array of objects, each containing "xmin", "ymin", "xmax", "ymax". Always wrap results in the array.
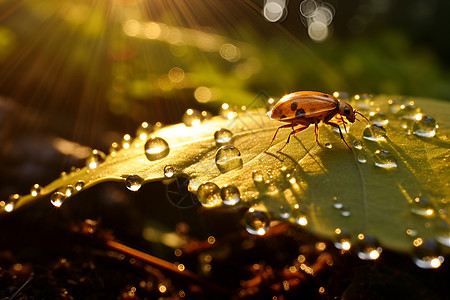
[{"xmin": 3, "ymin": 94, "xmax": 449, "ymax": 264}]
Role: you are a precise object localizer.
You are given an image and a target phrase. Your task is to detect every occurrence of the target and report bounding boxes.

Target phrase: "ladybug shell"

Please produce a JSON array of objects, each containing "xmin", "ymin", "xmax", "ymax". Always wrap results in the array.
[{"xmin": 268, "ymin": 91, "xmax": 338, "ymax": 122}]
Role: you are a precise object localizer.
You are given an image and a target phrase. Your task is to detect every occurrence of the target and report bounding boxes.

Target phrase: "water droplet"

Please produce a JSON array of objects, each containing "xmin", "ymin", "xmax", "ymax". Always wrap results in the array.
[
  {"xmin": 109, "ymin": 142, "xmax": 120, "ymax": 156},
  {"xmin": 399, "ymin": 119, "xmax": 412, "ymax": 135},
  {"xmin": 75, "ymin": 180, "xmax": 85, "ymax": 191},
  {"xmin": 353, "ymin": 93, "xmax": 373, "ymax": 110},
  {"xmin": 398, "ymin": 103, "xmax": 421, "ymax": 120},
  {"xmin": 252, "ymin": 170, "xmax": 264, "ymax": 183},
  {"xmin": 126, "ymin": 175, "xmax": 143, "ymax": 191},
  {"xmin": 214, "ymin": 128, "xmax": 233, "ymax": 145},
  {"xmin": 435, "ymin": 221, "xmax": 450, "ymax": 247},
  {"xmin": 64, "ymin": 185, "xmax": 74, "ymax": 197},
  {"xmin": 220, "ymin": 185, "xmax": 241, "ymax": 205},
  {"xmin": 369, "ymin": 112, "xmax": 388, "ymax": 126},
  {"xmin": 413, "ymin": 239, "xmax": 444, "ymax": 269},
  {"xmin": 412, "ymin": 115, "xmax": 437, "ymax": 138},
  {"xmin": 293, "ymin": 207, "xmax": 308, "ymax": 226},
  {"xmin": 357, "ymin": 154, "xmax": 367, "ymax": 164},
  {"xmin": 355, "ymin": 235, "xmax": 382, "ymax": 260},
  {"xmin": 388, "ymin": 99, "xmax": 403, "ymax": 114},
  {"xmin": 144, "ymin": 137, "xmax": 170, "ymax": 161},
  {"xmin": 406, "ymin": 226, "xmax": 418, "ymax": 237},
  {"xmin": 410, "ymin": 197, "xmax": 435, "ymax": 216},
  {"xmin": 353, "ymin": 139, "xmax": 363, "ymax": 150},
  {"xmin": 324, "ymin": 142, "xmax": 332, "ymax": 149},
  {"xmin": 215, "ymin": 146, "xmax": 243, "ymax": 173},
  {"xmin": 86, "ymin": 149, "xmax": 106, "ymax": 169},
  {"xmin": 363, "ymin": 125, "xmax": 387, "ymax": 142},
  {"xmin": 341, "ymin": 208, "xmax": 351, "ymax": 217},
  {"xmin": 30, "ymin": 184, "xmax": 41, "ymax": 197},
  {"xmin": 219, "ymin": 103, "xmax": 237, "ymax": 120},
  {"xmin": 196, "ymin": 182, "xmax": 221, "ymax": 207},
  {"xmin": 136, "ymin": 122, "xmax": 153, "ymax": 141},
  {"xmin": 164, "ymin": 165, "xmax": 175, "ymax": 178},
  {"xmin": 244, "ymin": 207, "xmax": 270, "ymax": 235},
  {"xmin": 182, "ymin": 109, "xmax": 202, "ymax": 127},
  {"xmin": 122, "ymin": 134, "xmax": 131, "ymax": 149},
  {"xmin": 333, "ymin": 202, "xmax": 344, "ymax": 209},
  {"xmin": 278, "ymin": 205, "xmax": 291, "ymax": 219},
  {"xmin": 373, "ymin": 150, "xmax": 397, "ymax": 169},
  {"xmin": 50, "ymin": 192, "xmax": 66, "ymax": 207},
  {"xmin": 334, "ymin": 230, "xmax": 351, "ymax": 251}
]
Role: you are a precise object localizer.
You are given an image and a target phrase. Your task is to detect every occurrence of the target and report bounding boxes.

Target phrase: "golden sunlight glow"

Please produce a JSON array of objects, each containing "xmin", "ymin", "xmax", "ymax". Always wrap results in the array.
[
  {"xmin": 194, "ymin": 86, "xmax": 212, "ymax": 103},
  {"xmin": 342, "ymin": 241, "xmax": 351, "ymax": 251}
]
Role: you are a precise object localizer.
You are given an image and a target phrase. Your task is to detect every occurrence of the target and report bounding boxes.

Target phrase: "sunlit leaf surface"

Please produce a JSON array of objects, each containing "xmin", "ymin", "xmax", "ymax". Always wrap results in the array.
[{"xmin": 3, "ymin": 94, "xmax": 449, "ymax": 264}]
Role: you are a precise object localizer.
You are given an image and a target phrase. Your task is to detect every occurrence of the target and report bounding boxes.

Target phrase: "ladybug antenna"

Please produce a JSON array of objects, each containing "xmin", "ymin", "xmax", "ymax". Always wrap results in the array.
[{"xmin": 355, "ymin": 110, "xmax": 370, "ymax": 124}]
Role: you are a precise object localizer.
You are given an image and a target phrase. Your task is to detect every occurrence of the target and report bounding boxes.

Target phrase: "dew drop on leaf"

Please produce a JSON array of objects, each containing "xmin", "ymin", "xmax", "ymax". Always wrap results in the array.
[
  {"xmin": 252, "ymin": 170, "xmax": 264, "ymax": 183},
  {"xmin": 196, "ymin": 182, "xmax": 221, "ymax": 207},
  {"xmin": 86, "ymin": 149, "xmax": 106, "ymax": 169},
  {"xmin": 244, "ymin": 207, "xmax": 270, "ymax": 235},
  {"xmin": 398, "ymin": 103, "xmax": 421, "ymax": 120},
  {"xmin": 412, "ymin": 239, "xmax": 444, "ymax": 269},
  {"xmin": 219, "ymin": 103, "xmax": 237, "ymax": 120},
  {"xmin": 182, "ymin": 109, "xmax": 202, "ymax": 127},
  {"xmin": 126, "ymin": 175, "xmax": 143, "ymax": 192},
  {"xmin": 410, "ymin": 197, "xmax": 435, "ymax": 217},
  {"xmin": 214, "ymin": 128, "xmax": 233, "ymax": 145},
  {"xmin": 412, "ymin": 115, "xmax": 437, "ymax": 138},
  {"xmin": 363, "ymin": 125, "xmax": 387, "ymax": 142},
  {"xmin": 369, "ymin": 112, "xmax": 389, "ymax": 126},
  {"xmin": 109, "ymin": 142, "xmax": 120, "ymax": 156},
  {"xmin": 64, "ymin": 185, "xmax": 74, "ymax": 197},
  {"xmin": 435, "ymin": 221, "xmax": 450, "ymax": 247},
  {"xmin": 50, "ymin": 192, "xmax": 66, "ymax": 207},
  {"xmin": 324, "ymin": 142, "xmax": 332, "ymax": 149},
  {"xmin": 144, "ymin": 137, "xmax": 170, "ymax": 161},
  {"xmin": 357, "ymin": 154, "xmax": 367, "ymax": 164},
  {"xmin": 373, "ymin": 150, "xmax": 397, "ymax": 169},
  {"xmin": 352, "ymin": 139, "xmax": 363, "ymax": 150},
  {"xmin": 30, "ymin": 184, "xmax": 41, "ymax": 197},
  {"xmin": 356, "ymin": 235, "xmax": 382, "ymax": 260},
  {"xmin": 164, "ymin": 165, "xmax": 175, "ymax": 178},
  {"xmin": 215, "ymin": 145, "xmax": 243, "ymax": 173},
  {"xmin": 220, "ymin": 185, "xmax": 241, "ymax": 205},
  {"xmin": 353, "ymin": 93, "xmax": 373, "ymax": 110},
  {"xmin": 278, "ymin": 204, "xmax": 291, "ymax": 219},
  {"xmin": 75, "ymin": 180, "xmax": 85, "ymax": 191}
]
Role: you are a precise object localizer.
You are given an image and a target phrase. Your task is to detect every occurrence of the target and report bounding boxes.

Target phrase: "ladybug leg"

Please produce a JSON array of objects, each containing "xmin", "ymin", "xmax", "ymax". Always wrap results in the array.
[
  {"xmin": 264, "ymin": 123, "xmax": 296, "ymax": 153},
  {"xmin": 276, "ymin": 125, "xmax": 309, "ymax": 153},
  {"xmin": 326, "ymin": 122, "xmax": 351, "ymax": 149}
]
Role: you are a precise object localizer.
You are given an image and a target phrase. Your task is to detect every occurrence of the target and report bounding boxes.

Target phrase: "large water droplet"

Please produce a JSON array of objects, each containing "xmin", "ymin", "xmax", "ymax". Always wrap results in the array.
[
  {"xmin": 75, "ymin": 180, "xmax": 85, "ymax": 191},
  {"xmin": 196, "ymin": 182, "xmax": 221, "ymax": 207},
  {"xmin": 214, "ymin": 128, "xmax": 233, "ymax": 145},
  {"xmin": 356, "ymin": 235, "xmax": 382, "ymax": 260},
  {"xmin": 50, "ymin": 192, "xmax": 66, "ymax": 207},
  {"xmin": 144, "ymin": 137, "xmax": 170, "ymax": 161},
  {"xmin": 86, "ymin": 149, "xmax": 106, "ymax": 169},
  {"xmin": 164, "ymin": 165, "xmax": 175, "ymax": 178},
  {"xmin": 126, "ymin": 175, "xmax": 143, "ymax": 191},
  {"xmin": 369, "ymin": 112, "xmax": 388, "ymax": 126},
  {"xmin": 353, "ymin": 139, "xmax": 363, "ymax": 150},
  {"xmin": 363, "ymin": 125, "xmax": 387, "ymax": 142},
  {"xmin": 413, "ymin": 239, "xmax": 444, "ymax": 269},
  {"xmin": 215, "ymin": 146, "xmax": 243, "ymax": 173},
  {"xmin": 410, "ymin": 197, "xmax": 435, "ymax": 216},
  {"xmin": 220, "ymin": 185, "xmax": 241, "ymax": 205},
  {"xmin": 412, "ymin": 116, "xmax": 437, "ymax": 138},
  {"xmin": 30, "ymin": 184, "xmax": 41, "ymax": 197},
  {"xmin": 182, "ymin": 109, "xmax": 202, "ymax": 127},
  {"xmin": 373, "ymin": 150, "xmax": 397, "ymax": 169},
  {"xmin": 244, "ymin": 208, "xmax": 270, "ymax": 235}
]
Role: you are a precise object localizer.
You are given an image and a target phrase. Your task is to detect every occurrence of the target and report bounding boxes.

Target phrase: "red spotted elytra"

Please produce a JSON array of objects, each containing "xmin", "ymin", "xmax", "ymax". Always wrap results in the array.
[{"xmin": 265, "ymin": 91, "xmax": 370, "ymax": 152}]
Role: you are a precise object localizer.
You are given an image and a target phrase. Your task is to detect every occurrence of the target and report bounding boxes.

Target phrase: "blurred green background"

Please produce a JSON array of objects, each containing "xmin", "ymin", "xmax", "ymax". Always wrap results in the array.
[{"xmin": 0, "ymin": 0, "xmax": 449, "ymax": 147}]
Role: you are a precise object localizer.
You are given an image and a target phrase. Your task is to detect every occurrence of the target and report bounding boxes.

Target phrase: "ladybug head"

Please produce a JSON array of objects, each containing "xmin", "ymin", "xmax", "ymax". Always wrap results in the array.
[{"xmin": 338, "ymin": 100, "xmax": 356, "ymax": 123}]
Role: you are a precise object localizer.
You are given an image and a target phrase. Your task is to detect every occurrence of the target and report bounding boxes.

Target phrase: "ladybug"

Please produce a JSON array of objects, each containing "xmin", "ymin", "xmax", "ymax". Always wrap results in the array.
[{"xmin": 265, "ymin": 91, "xmax": 369, "ymax": 152}]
